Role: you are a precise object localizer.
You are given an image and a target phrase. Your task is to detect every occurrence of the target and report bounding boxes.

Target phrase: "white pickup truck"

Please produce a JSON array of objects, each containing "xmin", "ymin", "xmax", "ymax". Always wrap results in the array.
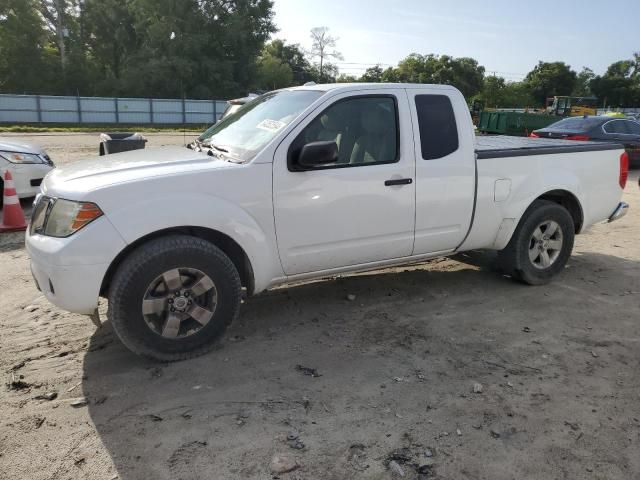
[{"xmin": 26, "ymin": 83, "xmax": 630, "ymax": 361}]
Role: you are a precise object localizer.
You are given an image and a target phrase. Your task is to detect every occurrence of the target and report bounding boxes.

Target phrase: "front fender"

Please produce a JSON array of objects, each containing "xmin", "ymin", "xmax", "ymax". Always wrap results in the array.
[{"xmin": 104, "ymin": 192, "xmax": 282, "ymax": 293}]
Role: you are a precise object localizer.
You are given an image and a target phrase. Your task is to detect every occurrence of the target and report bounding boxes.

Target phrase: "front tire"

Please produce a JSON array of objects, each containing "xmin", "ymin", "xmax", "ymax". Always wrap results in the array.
[
  {"xmin": 108, "ymin": 235, "xmax": 242, "ymax": 361},
  {"xmin": 498, "ymin": 200, "xmax": 575, "ymax": 285}
]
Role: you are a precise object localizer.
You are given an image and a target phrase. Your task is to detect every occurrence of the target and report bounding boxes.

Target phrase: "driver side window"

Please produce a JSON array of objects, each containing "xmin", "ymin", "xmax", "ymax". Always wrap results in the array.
[{"xmin": 288, "ymin": 96, "xmax": 399, "ymax": 170}]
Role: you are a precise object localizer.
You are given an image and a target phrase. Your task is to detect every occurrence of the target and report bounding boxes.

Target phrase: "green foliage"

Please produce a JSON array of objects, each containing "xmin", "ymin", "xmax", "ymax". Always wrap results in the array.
[
  {"xmin": 590, "ymin": 58, "xmax": 640, "ymax": 107},
  {"xmin": 2, "ymin": 4, "xmax": 640, "ymax": 109},
  {"xmin": 478, "ymin": 76, "xmax": 536, "ymax": 108},
  {"xmin": 524, "ymin": 61, "xmax": 577, "ymax": 104},
  {"xmin": 382, "ymin": 54, "xmax": 485, "ymax": 98},
  {"xmin": 360, "ymin": 65, "xmax": 384, "ymax": 83},
  {"xmin": 381, "ymin": 67, "xmax": 399, "ymax": 83},
  {"xmin": 573, "ymin": 67, "xmax": 595, "ymax": 97},
  {"xmin": 1, "ymin": 0, "xmax": 276, "ymax": 98},
  {"xmin": 480, "ymin": 75, "xmax": 506, "ymax": 107},
  {"xmin": 256, "ymin": 53, "xmax": 294, "ymax": 90},
  {"xmin": 262, "ymin": 39, "xmax": 313, "ymax": 85},
  {"xmin": 336, "ymin": 74, "xmax": 358, "ymax": 83},
  {"xmin": 0, "ymin": 0, "xmax": 57, "ymax": 93}
]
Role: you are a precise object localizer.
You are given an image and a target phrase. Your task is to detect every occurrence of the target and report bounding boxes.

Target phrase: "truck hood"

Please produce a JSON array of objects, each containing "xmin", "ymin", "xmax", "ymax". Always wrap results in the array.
[{"xmin": 44, "ymin": 146, "xmax": 237, "ymax": 196}]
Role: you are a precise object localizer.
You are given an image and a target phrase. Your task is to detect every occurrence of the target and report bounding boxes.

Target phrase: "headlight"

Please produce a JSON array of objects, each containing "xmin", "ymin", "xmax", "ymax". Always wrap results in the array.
[
  {"xmin": 0, "ymin": 150, "xmax": 46, "ymax": 164},
  {"xmin": 31, "ymin": 197, "xmax": 103, "ymax": 237}
]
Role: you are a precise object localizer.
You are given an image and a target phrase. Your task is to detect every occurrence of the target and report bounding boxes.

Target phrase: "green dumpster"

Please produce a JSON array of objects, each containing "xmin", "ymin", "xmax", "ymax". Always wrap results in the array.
[{"xmin": 478, "ymin": 111, "xmax": 560, "ymax": 136}]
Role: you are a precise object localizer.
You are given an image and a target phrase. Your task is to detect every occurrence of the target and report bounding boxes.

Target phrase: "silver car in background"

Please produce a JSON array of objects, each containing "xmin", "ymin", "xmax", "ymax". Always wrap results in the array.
[{"xmin": 0, "ymin": 139, "xmax": 54, "ymax": 206}]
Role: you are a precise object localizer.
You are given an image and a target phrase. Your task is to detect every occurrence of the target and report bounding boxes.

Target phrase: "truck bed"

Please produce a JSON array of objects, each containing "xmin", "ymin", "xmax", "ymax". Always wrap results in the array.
[{"xmin": 475, "ymin": 135, "xmax": 623, "ymax": 159}]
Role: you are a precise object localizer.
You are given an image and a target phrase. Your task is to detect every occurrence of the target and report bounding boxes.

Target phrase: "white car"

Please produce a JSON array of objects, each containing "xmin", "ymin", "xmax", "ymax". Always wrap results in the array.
[
  {"xmin": 26, "ymin": 83, "xmax": 629, "ymax": 361},
  {"xmin": 0, "ymin": 138, "xmax": 54, "ymax": 205}
]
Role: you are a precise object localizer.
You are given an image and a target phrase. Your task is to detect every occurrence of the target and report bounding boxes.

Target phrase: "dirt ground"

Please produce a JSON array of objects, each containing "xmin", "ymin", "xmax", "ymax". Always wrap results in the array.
[{"xmin": 1, "ymin": 133, "xmax": 639, "ymax": 480}]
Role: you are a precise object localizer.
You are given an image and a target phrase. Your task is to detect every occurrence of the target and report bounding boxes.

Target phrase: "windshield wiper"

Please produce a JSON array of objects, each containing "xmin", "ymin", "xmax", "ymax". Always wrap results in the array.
[
  {"xmin": 186, "ymin": 137, "xmax": 203, "ymax": 150},
  {"xmin": 209, "ymin": 144, "xmax": 228, "ymax": 153}
]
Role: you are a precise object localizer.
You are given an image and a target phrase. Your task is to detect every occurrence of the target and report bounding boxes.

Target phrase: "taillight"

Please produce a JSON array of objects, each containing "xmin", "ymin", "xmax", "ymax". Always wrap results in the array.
[
  {"xmin": 565, "ymin": 134, "xmax": 590, "ymax": 141},
  {"xmin": 619, "ymin": 151, "xmax": 629, "ymax": 189},
  {"xmin": 529, "ymin": 132, "xmax": 540, "ymax": 138}
]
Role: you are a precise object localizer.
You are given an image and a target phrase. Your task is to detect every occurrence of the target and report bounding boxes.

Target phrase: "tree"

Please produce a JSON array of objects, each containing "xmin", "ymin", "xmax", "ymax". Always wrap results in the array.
[
  {"xmin": 573, "ymin": 67, "xmax": 595, "ymax": 97},
  {"xmin": 1, "ymin": 0, "xmax": 278, "ymax": 98},
  {"xmin": 381, "ymin": 66, "xmax": 399, "ymax": 83},
  {"xmin": 308, "ymin": 26, "xmax": 342, "ymax": 82},
  {"xmin": 590, "ymin": 59, "xmax": 640, "ymax": 107},
  {"xmin": 477, "ymin": 76, "xmax": 535, "ymax": 108},
  {"xmin": 306, "ymin": 62, "xmax": 338, "ymax": 83},
  {"xmin": 256, "ymin": 52, "xmax": 293, "ymax": 90},
  {"xmin": 360, "ymin": 65, "xmax": 384, "ymax": 82},
  {"xmin": 115, "ymin": 0, "xmax": 276, "ymax": 98},
  {"xmin": 0, "ymin": 0, "xmax": 55, "ymax": 93},
  {"xmin": 38, "ymin": 0, "xmax": 84, "ymax": 89},
  {"xmin": 499, "ymin": 81, "xmax": 536, "ymax": 108},
  {"xmin": 481, "ymin": 75, "xmax": 506, "ymax": 108},
  {"xmin": 440, "ymin": 56, "xmax": 485, "ymax": 98},
  {"xmin": 83, "ymin": 0, "xmax": 137, "ymax": 86},
  {"xmin": 262, "ymin": 39, "xmax": 313, "ymax": 85},
  {"xmin": 336, "ymin": 73, "xmax": 357, "ymax": 83},
  {"xmin": 525, "ymin": 61, "xmax": 577, "ymax": 105},
  {"xmin": 391, "ymin": 53, "xmax": 485, "ymax": 98}
]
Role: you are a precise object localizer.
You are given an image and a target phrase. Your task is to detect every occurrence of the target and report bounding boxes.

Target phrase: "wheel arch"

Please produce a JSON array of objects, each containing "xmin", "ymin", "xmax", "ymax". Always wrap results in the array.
[
  {"xmin": 535, "ymin": 189, "xmax": 584, "ymax": 233},
  {"xmin": 100, "ymin": 226, "xmax": 255, "ymax": 298},
  {"xmin": 494, "ymin": 188, "xmax": 584, "ymax": 251}
]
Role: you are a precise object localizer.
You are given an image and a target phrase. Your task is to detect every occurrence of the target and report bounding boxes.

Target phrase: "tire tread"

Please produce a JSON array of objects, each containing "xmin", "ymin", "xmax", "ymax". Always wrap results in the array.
[
  {"xmin": 108, "ymin": 235, "xmax": 241, "ymax": 361},
  {"xmin": 498, "ymin": 200, "xmax": 575, "ymax": 286}
]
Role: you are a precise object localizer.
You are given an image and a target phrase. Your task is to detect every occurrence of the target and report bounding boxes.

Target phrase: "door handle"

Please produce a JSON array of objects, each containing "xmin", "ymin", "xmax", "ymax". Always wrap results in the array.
[{"xmin": 384, "ymin": 178, "xmax": 413, "ymax": 186}]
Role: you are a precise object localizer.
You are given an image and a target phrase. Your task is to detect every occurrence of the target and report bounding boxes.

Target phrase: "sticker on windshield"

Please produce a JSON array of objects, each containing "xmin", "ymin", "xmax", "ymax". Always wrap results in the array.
[{"xmin": 256, "ymin": 119, "xmax": 286, "ymax": 132}]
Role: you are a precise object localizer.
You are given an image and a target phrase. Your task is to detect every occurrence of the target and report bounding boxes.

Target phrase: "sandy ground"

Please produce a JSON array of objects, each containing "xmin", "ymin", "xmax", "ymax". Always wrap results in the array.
[{"xmin": 1, "ymin": 133, "xmax": 639, "ymax": 480}]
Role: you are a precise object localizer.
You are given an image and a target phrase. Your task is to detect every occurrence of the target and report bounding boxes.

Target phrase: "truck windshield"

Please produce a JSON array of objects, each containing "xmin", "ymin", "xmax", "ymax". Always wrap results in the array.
[{"xmin": 198, "ymin": 90, "xmax": 324, "ymax": 162}]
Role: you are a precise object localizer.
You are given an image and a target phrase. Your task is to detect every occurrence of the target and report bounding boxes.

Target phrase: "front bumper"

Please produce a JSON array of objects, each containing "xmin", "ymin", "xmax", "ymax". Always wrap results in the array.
[
  {"xmin": 25, "ymin": 216, "xmax": 126, "ymax": 315},
  {"xmin": 29, "ymin": 255, "xmax": 109, "ymax": 314},
  {"xmin": 5, "ymin": 163, "xmax": 53, "ymax": 198},
  {"xmin": 608, "ymin": 202, "xmax": 629, "ymax": 223}
]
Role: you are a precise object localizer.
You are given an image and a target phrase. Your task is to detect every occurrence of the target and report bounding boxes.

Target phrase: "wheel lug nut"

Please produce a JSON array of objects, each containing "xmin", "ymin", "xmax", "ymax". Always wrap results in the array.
[
  {"xmin": 184, "ymin": 292, "xmax": 189, "ymax": 297},
  {"xmin": 168, "ymin": 298, "xmax": 173, "ymax": 304},
  {"xmin": 188, "ymin": 300, "xmax": 192, "ymax": 305},
  {"xmin": 170, "ymin": 307, "xmax": 175, "ymax": 312}
]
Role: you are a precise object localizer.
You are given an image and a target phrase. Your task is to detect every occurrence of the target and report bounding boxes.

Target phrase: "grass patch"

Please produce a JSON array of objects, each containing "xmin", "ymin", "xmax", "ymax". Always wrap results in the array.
[{"xmin": 0, "ymin": 123, "xmax": 207, "ymax": 133}]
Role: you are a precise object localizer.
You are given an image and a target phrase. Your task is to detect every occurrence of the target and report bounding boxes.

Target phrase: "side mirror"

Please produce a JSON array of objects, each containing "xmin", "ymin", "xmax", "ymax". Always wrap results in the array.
[{"xmin": 298, "ymin": 141, "xmax": 338, "ymax": 168}]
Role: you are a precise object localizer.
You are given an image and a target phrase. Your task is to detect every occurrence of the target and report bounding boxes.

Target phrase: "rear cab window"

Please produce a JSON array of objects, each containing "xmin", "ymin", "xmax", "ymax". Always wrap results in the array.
[{"xmin": 414, "ymin": 95, "xmax": 459, "ymax": 160}]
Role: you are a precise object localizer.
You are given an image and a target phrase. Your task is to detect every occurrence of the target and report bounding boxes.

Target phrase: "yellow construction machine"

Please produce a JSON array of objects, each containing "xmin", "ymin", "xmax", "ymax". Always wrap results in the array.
[{"xmin": 546, "ymin": 96, "xmax": 598, "ymax": 117}]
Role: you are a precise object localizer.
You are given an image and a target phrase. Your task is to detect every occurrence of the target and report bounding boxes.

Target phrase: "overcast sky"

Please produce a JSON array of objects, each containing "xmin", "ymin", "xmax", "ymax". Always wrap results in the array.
[{"xmin": 273, "ymin": 0, "xmax": 639, "ymax": 79}]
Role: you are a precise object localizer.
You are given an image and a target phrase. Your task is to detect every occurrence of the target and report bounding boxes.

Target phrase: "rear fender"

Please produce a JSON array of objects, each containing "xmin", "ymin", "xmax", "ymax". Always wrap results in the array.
[{"xmin": 493, "ymin": 168, "xmax": 583, "ymax": 250}]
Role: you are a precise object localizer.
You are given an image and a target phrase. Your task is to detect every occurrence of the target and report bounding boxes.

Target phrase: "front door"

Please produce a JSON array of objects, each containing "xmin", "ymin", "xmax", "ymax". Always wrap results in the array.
[{"xmin": 273, "ymin": 90, "xmax": 416, "ymax": 275}]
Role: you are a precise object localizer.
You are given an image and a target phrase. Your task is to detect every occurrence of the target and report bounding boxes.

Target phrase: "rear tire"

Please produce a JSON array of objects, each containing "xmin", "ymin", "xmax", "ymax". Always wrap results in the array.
[
  {"xmin": 108, "ymin": 235, "xmax": 242, "ymax": 361},
  {"xmin": 498, "ymin": 200, "xmax": 575, "ymax": 285}
]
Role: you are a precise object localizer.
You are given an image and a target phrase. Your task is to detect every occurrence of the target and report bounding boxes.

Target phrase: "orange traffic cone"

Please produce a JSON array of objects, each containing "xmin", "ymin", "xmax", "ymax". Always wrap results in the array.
[{"xmin": 1, "ymin": 170, "xmax": 28, "ymax": 233}]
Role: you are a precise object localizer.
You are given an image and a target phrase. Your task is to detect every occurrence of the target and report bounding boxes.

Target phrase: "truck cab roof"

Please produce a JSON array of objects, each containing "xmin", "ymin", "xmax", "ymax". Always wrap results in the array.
[{"xmin": 287, "ymin": 82, "xmax": 461, "ymax": 94}]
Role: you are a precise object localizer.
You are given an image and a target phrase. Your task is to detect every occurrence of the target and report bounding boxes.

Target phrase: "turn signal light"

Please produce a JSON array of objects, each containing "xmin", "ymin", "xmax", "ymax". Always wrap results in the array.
[{"xmin": 71, "ymin": 203, "xmax": 103, "ymax": 230}]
